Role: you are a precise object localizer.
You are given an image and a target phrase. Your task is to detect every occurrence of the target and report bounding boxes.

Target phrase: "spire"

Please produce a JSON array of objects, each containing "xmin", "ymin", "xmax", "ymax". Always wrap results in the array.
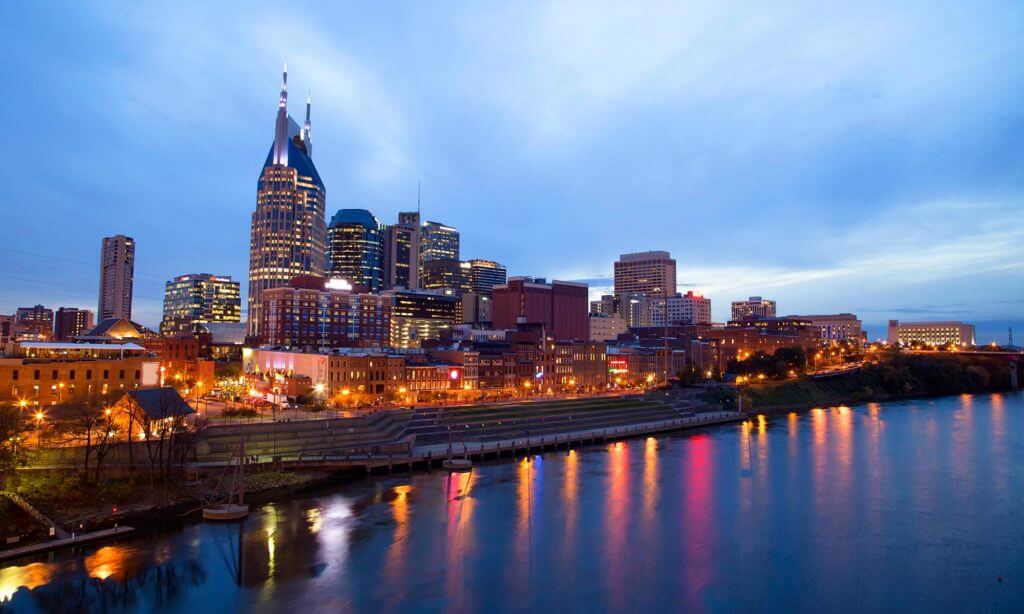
[
  {"xmin": 303, "ymin": 90, "xmax": 313, "ymax": 158},
  {"xmin": 272, "ymin": 60, "xmax": 289, "ymax": 166}
]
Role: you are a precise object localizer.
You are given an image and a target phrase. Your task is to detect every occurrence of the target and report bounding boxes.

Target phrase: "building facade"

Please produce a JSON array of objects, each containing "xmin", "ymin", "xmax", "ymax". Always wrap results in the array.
[
  {"xmin": 248, "ymin": 64, "xmax": 327, "ymax": 336},
  {"xmin": 98, "ymin": 234, "xmax": 135, "ymax": 321},
  {"xmin": 1, "ymin": 342, "xmax": 159, "ymax": 408},
  {"xmin": 787, "ymin": 313, "xmax": 863, "ymax": 343},
  {"xmin": 327, "ymin": 209, "xmax": 384, "ymax": 292},
  {"xmin": 261, "ymin": 276, "xmax": 391, "ymax": 350},
  {"xmin": 491, "ymin": 277, "xmax": 589, "ymax": 341},
  {"xmin": 886, "ymin": 320, "xmax": 976, "ymax": 347},
  {"xmin": 53, "ymin": 307, "xmax": 94, "ymax": 341},
  {"xmin": 731, "ymin": 296, "xmax": 776, "ymax": 320},
  {"xmin": 642, "ymin": 291, "xmax": 712, "ymax": 326},
  {"xmin": 14, "ymin": 305, "xmax": 54, "ymax": 341},
  {"xmin": 589, "ymin": 314, "xmax": 628, "ymax": 342},
  {"xmin": 385, "ymin": 289, "xmax": 460, "ymax": 348},
  {"xmin": 613, "ymin": 251, "xmax": 676, "ymax": 297},
  {"xmin": 160, "ymin": 274, "xmax": 241, "ymax": 335}
]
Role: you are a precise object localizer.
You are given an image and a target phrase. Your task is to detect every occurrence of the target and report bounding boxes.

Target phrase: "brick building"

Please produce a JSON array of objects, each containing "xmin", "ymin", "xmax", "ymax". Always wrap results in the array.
[{"xmin": 492, "ymin": 277, "xmax": 588, "ymax": 341}]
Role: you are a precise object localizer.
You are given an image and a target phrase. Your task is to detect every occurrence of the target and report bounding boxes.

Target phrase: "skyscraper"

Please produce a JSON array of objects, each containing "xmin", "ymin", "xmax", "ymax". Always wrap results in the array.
[
  {"xmin": 98, "ymin": 234, "xmax": 135, "ymax": 320},
  {"xmin": 327, "ymin": 209, "xmax": 384, "ymax": 292},
  {"xmin": 383, "ymin": 211, "xmax": 420, "ymax": 290},
  {"xmin": 160, "ymin": 274, "xmax": 242, "ymax": 335},
  {"xmin": 465, "ymin": 259, "xmax": 507, "ymax": 297},
  {"xmin": 421, "ymin": 221, "xmax": 459, "ymax": 263},
  {"xmin": 421, "ymin": 258, "xmax": 467, "ymax": 292},
  {"xmin": 613, "ymin": 251, "xmax": 676, "ymax": 297},
  {"xmin": 249, "ymin": 63, "xmax": 327, "ymax": 336}
]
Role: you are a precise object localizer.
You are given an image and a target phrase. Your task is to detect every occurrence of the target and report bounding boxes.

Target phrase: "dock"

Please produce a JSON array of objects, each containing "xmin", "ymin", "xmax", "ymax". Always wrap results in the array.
[{"xmin": 0, "ymin": 526, "xmax": 135, "ymax": 564}]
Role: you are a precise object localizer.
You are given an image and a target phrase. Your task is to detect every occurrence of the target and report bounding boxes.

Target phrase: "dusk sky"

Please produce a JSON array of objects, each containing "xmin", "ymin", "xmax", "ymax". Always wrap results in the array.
[{"xmin": 1, "ymin": 2, "xmax": 1022, "ymax": 342}]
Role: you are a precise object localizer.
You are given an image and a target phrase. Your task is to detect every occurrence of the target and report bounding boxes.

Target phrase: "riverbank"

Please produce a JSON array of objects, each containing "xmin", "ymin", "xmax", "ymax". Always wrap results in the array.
[
  {"xmin": 740, "ymin": 352, "xmax": 1019, "ymax": 415},
  {"xmin": 4, "ymin": 401, "xmax": 740, "ymax": 555},
  {"xmin": 0, "ymin": 469, "xmax": 339, "ymax": 556}
]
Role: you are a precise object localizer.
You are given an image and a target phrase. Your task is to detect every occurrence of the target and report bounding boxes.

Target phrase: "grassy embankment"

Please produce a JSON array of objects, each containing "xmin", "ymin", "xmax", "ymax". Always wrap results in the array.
[
  {"xmin": 740, "ymin": 352, "xmax": 1015, "ymax": 412},
  {"xmin": 4, "ymin": 469, "xmax": 332, "ymax": 540}
]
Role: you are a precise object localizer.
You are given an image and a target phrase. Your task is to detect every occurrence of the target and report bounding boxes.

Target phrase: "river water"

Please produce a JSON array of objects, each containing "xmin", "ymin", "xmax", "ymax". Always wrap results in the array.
[{"xmin": 2, "ymin": 393, "xmax": 1023, "ymax": 612}]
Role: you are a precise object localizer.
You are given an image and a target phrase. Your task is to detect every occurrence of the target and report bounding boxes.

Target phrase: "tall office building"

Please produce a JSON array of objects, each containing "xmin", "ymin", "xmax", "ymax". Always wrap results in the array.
[
  {"xmin": 326, "ymin": 209, "xmax": 383, "ymax": 292},
  {"xmin": 465, "ymin": 259, "xmax": 507, "ymax": 297},
  {"xmin": 249, "ymin": 63, "xmax": 327, "ymax": 336},
  {"xmin": 383, "ymin": 213, "xmax": 420, "ymax": 290},
  {"xmin": 731, "ymin": 296, "xmax": 777, "ymax": 320},
  {"xmin": 160, "ymin": 274, "xmax": 242, "ymax": 335},
  {"xmin": 421, "ymin": 258, "xmax": 468, "ymax": 292},
  {"xmin": 54, "ymin": 307, "xmax": 94, "ymax": 341},
  {"xmin": 98, "ymin": 234, "xmax": 135, "ymax": 320},
  {"xmin": 421, "ymin": 221, "xmax": 459, "ymax": 263},
  {"xmin": 613, "ymin": 251, "xmax": 676, "ymax": 297}
]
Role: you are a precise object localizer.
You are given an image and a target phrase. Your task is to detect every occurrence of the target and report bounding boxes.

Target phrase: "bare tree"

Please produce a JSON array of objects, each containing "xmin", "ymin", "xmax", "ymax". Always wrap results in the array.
[{"xmin": 52, "ymin": 391, "xmax": 119, "ymax": 484}]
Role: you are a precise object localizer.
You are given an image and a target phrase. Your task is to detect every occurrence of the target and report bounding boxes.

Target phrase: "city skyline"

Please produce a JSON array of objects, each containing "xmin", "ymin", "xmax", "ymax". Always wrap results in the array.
[{"xmin": 2, "ymin": 2, "xmax": 1023, "ymax": 342}]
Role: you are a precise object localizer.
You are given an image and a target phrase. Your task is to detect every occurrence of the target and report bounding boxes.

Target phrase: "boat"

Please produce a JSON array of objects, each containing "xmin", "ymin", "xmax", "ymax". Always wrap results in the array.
[
  {"xmin": 203, "ymin": 439, "xmax": 250, "ymax": 521},
  {"xmin": 442, "ymin": 458, "xmax": 473, "ymax": 472},
  {"xmin": 203, "ymin": 503, "xmax": 250, "ymax": 521}
]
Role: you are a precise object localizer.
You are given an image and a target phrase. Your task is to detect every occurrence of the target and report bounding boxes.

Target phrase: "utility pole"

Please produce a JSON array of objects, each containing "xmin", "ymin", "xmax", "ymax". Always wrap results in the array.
[{"xmin": 662, "ymin": 285, "xmax": 669, "ymax": 387}]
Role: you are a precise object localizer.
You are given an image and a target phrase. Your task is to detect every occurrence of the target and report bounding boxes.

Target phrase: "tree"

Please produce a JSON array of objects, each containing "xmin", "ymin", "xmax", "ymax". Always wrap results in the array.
[
  {"xmin": 0, "ymin": 406, "xmax": 29, "ymax": 478},
  {"xmin": 126, "ymin": 389, "xmax": 200, "ymax": 491},
  {"xmin": 51, "ymin": 391, "xmax": 119, "ymax": 484}
]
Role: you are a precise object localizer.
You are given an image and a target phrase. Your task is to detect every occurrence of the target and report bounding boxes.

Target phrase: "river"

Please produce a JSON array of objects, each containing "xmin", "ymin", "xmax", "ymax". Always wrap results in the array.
[{"xmin": 2, "ymin": 392, "xmax": 1023, "ymax": 612}]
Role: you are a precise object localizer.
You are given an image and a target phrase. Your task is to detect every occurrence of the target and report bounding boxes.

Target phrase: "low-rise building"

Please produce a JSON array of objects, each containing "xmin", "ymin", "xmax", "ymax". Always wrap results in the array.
[
  {"xmin": 787, "ymin": 313, "xmax": 863, "ymax": 344},
  {"xmin": 161, "ymin": 335, "xmax": 216, "ymax": 390},
  {"xmin": 731, "ymin": 296, "xmax": 776, "ymax": 320},
  {"xmin": 590, "ymin": 314, "xmax": 628, "ymax": 342},
  {"xmin": 641, "ymin": 291, "xmax": 712, "ymax": 326},
  {"xmin": 261, "ymin": 275, "xmax": 391, "ymax": 350},
  {"xmin": 14, "ymin": 305, "xmax": 53, "ymax": 341},
  {"xmin": 0, "ymin": 342, "xmax": 160, "ymax": 408},
  {"xmin": 887, "ymin": 320, "xmax": 976, "ymax": 347},
  {"xmin": 242, "ymin": 347, "xmax": 405, "ymax": 404}
]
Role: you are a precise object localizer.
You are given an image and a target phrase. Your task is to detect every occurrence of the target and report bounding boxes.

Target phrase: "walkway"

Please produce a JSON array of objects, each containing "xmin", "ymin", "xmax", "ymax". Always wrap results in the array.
[{"xmin": 0, "ymin": 526, "xmax": 135, "ymax": 563}]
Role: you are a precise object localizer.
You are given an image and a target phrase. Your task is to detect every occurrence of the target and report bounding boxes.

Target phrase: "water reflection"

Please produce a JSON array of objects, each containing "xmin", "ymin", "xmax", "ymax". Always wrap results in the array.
[
  {"xmin": 3, "ymin": 393, "xmax": 1023, "ymax": 612},
  {"xmin": 604, "ymin": 441, "xmax": 630, "ymax": 610},
  {"xmin": 445, "ymin": 471, "xmax": 475, "ymax": 611},
  {"xmin": 0, "ymin": 562, "xmax": 54, "ymax": 602},
  {"xmin": 682, "ymin": 433, "xmax": 715, "ymax": 605},
  {"xmin": 563, "ymin": 448, "xmax": 579, "ymax": 566}
]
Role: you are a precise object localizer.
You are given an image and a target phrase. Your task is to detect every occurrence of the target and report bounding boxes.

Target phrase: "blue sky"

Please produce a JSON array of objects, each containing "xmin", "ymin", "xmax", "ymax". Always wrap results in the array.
[{"xmin": 1, "ymin": 1, "xmax": 1022, "ymax": 342}]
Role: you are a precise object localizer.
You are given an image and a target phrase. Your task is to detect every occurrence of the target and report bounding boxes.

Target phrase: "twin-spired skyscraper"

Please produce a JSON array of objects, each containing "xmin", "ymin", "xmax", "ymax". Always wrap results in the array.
[{"xmin": 248, "ymin": 63, "xmax": 327, "ymax": 336}]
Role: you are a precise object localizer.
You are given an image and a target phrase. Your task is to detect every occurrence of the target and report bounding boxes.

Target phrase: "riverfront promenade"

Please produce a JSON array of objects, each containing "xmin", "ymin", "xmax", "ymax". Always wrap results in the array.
[{"xmin": 25, "ymin": 391, "xmax": 741, "ymax": 472}]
